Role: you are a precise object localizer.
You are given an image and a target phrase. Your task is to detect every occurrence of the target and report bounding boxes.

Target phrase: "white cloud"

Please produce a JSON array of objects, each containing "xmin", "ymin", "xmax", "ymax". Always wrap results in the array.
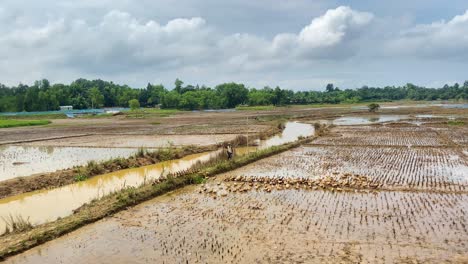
[
  {"xmin": 387, "ymin": 9, "xmax": 468, "ymax": 59},
  {"xmin": 0, "ymin": 3, "xmax": 466, "ymax": 89},
  {"xmin": 0, "ymin": 6, "xmax": 374, "ymax": 80},
  {"xmin": 298, "ymin": 6, "xmax": 373, "ymax": 48}
]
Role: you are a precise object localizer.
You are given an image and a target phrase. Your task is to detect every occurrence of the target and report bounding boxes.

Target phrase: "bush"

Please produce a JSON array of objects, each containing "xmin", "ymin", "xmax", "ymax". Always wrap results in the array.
[
  {"xmin": 129, "ymin": 99, "xmax": 140, "ymax": 110},
  {"xmin": 368, "ymin": 103, "xmax": 380, "ymax": 112}
]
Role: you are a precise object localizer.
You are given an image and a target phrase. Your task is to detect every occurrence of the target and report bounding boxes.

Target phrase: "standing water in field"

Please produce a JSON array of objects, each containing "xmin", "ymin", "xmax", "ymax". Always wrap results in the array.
[
  {"xmin": 0, "ymin": 146, "xmax": 140, "ymax": 181},
  {"xmin": 0, "ymin": 122, "xmax": 315, "ymax": 232},
  {"xmin": 332, "ymin": 115, "xmax": 408, "ymax": 125},
  {"xmin": 260, "ymin": 121, "xmax": 315, "ymax": 148}
]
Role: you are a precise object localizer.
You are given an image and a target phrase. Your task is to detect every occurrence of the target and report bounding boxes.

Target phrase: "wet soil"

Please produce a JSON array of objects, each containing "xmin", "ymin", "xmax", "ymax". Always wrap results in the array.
[
  {"xmin": 6, "ymin": 183, "xmax": 468, "ymax": 264},
  {"xmin": 20, "ymin": 134, "xmax": 240, "ymax": 148}
]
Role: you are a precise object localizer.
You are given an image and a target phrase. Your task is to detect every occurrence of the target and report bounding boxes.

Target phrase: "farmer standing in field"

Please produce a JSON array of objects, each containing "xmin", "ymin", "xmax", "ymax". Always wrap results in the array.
[{"xmin": 226, "ymin": 143, "xmax": 234, "ymax": 160}]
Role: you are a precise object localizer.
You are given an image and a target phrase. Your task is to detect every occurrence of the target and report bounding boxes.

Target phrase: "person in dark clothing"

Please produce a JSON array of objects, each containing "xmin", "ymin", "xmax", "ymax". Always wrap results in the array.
[{"xmin": 226, "ymin": 143, "xmax": 233, "ymax": 160}]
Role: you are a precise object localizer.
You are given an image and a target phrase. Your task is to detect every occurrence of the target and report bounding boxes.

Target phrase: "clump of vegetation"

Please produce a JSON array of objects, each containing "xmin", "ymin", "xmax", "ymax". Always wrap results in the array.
[
  {"xmin": 85, "ymin": 161, "xmax": 105, "ymax": 175},
  {"xmin": 135, "ymin": 147, "xmax": 147, "ymax": 158},
  {"xmin": 129, "ymin": 99, "xmax": 140, "ymax": 111},
  {"xmin": 124, "ymin": 109, "xmax": 179, "ymax": 119},
  {"xmin": 0, "ymin": 119, "xmax": 51, "ymax": 128},
  {"xmin": 314, "ymin": 122, "xmax": 329, "ymax": 136},
  {"xmin": 74, "ymin": 174, "xmax": 88, "ymax": 182},
  {"xmin": 231, "ymin": 135, "xmax": 249, "ymax": 146},
  {"xmin": 277, "ymin": 122, "xmax": 286, "ymax": 130},
  {"xmin": 368, "ymin": 103, "xmax": 380, "ymax": 112},
  {"xmin": 448, "ymin": 120, "xmax": 465, "ymax": 126},
  {"xmin": 1, "ymin": 215, "xmax": 33, "ymax": 235}
]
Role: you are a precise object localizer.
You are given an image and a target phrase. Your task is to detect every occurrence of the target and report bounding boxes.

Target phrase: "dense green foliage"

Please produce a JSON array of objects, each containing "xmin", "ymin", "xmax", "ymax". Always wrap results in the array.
[
  {"xmin": 0, "ymin": 79, "xmax": 467, "ymax": 112},
  {"xmin": 0, "ymin": 119, "xmax": 51, "ymax": 128},
  {"xmin": 367, "ymin": 103, "xmax": 380, "ymax": 112},
  {"xmin": 128, "ymin": 99, "xmax": 140, "ymax": 110}
]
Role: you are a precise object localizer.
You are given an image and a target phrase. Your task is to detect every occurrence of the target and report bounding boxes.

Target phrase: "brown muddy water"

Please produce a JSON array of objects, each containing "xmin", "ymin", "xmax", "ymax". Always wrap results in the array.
[
  {"xmin": 0, "ymin": 122, "xmax": 315, "ymax": 233},
  {"xmin": 0, "ymin": 151, "xmax": 220, "ymax": 233},
  {"xmin": 0, "ymin": 146, "xmax": 140, "ymax": 181},
  {"xmin": 0, "ymin": 134, "xmax": 240, "ymax": 182}
]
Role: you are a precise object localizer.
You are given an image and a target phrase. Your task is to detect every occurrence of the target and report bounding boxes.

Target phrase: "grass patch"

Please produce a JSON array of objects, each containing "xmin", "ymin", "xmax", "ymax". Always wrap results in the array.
[
  {"xmin": 0, "ymin": 113, "xmax": 66, "ymax": 120},
  {"xmin": 1, "ymin": 215, "xmax": 33, "ymax": 235},
  {"xmin": 77, "ymin": 113, "xmax": 114, "ymax": 119},
  {"xmin": 236, "ymin": 105, "xmax": 275, "ymax": 111},
  {"xmin": 448, "ymin": 120, "xmax": 465, "ymax": 126},
  {"xmin": 0, "ymin": 119, "xmax": 51, "ymax": 128},
  {"xmin": 124, "ymin": 109, "xmax": 179, "ymax": 119}
]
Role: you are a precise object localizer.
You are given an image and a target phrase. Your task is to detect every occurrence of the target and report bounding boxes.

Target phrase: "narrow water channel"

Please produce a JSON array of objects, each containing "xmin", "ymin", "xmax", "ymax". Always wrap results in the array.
[{"xmin": 0, "ymin": 122, "xmax": 314, "ymax": 232}]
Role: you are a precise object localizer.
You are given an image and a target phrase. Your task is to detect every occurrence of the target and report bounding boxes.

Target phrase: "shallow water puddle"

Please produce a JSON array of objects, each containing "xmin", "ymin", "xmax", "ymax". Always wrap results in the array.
[
  {"xmin": 260, "ymin": 122, "xmax": 315, "ymax": 147},
  {"xmin": 0, "ymin": 146, "xmax": 140, "ymax": 181},
  {"xmin": 0, "ymin": 122, "xmax": 315, "ymax": 232},
  {"xmin": 332, "ymin": 115, "xmax": 408, "ymax": 125}
]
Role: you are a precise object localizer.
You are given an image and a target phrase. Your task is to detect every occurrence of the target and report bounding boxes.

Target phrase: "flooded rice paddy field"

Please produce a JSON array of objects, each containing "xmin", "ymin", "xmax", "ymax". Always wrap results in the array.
[
  {"xmin": 224, "ymin": 145, "xmax": 468, "ymax": 192},
  {"xmin": 0, "ymin": 122, "xmax": 315, "ymax": 233},
  {"xmin": 21, "ymin": 134, "xmax": 240, "ymax": 148},
  {"xmin": 0, "ymin": 151, "xmax": 223, "ymax": 233},
  {"xmin": 311, "ymin": 125, "xmax": 462, "ymax": 147},
  {"xmin": 0, "ymin": 145, "xmax": 140, "ymax": 181},
  {"xmin": 158, "ymin": 123, "xmax": 274, "ymax": 135},
  {"xmin": 3, "ymin": 111, "xmax": 468, "ymax": 263},
  {"xmin": 7, "ymin": 185, "xmax": 468, "ymax": 264}
]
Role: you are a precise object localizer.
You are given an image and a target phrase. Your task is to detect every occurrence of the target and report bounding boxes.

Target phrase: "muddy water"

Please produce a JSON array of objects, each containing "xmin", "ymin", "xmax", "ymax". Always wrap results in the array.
[
  {"xmin": 0, "ymin": 146, "xmax": 140, "ymax": 181},
  {"xmin": 260, "ymin": 121, "xmax": 314, "ymax": 147},
  {"xmin": 0, "ymin": 151, "xmax": 222, "ymax": 232},
  {"xmin": 332, "ymin": 115, "xmax": 408, "ymax": 125},
  {"xmin": 0, "ymin": 122, "xmax": 315, "ymax": 233}
]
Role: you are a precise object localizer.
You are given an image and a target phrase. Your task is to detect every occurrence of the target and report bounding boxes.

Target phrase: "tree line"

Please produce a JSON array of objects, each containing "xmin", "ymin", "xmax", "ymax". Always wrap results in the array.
[{"xmin": 0, "ymin": 78, "xmax": 467, "ymax": 112}]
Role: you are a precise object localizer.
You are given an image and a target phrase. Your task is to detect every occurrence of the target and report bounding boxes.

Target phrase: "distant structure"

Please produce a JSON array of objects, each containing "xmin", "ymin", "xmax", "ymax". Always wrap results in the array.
[{"xmin": 60, "ymin": 105, "xmax": 73, "ymax": 111}]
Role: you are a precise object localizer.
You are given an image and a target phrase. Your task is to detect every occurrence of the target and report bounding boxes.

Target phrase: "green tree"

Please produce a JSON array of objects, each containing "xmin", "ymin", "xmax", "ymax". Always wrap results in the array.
[
  {"xmin": 161, "ymin": 91, "xmax": 181, "ymax": 108},
  {"xmin": 129, "ymin": 99, "xmax": 140, "ymax": 110},
  {"xmin": 89, "ymin": 87, "xmax": 104, "ymax": 108},
  {"xmin": 174, "ymin": 78, "xmax": 184, "ymax": 93},
  {"xmin": 215, "ymin": 83, "xmax": 248, "ymax": 108}
]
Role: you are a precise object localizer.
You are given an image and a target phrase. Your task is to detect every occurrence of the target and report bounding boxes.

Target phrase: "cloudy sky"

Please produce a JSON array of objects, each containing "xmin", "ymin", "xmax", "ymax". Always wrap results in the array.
[{"xmin": 0, "ymin": 0, "xmax": 467, "ymax": 90}]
